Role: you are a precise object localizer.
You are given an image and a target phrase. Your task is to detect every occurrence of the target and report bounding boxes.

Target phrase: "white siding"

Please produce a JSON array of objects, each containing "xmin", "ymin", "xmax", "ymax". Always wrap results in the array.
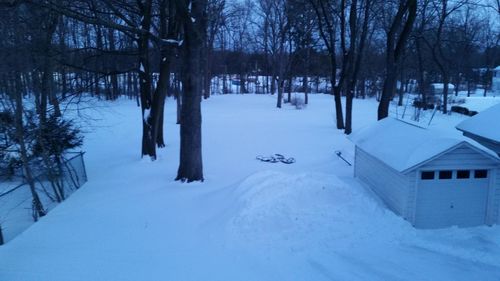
[
  {"xmin": 420, "ymin": 146, "xmax": 498, "ymax": 170},
  {"xmin": 355, "ymin": 146, "xmax": 410, "ymax": 218},
  {"xmin": 491, "ymin": 169, "xmax": 500, "ymax": 224},
  {"xmin": 405, "ymin": 171, "xmax": 418, "ymax": 224},
  {"xmin": 415, "ymin": 144, "xmax": 499, "ymax": 228}
]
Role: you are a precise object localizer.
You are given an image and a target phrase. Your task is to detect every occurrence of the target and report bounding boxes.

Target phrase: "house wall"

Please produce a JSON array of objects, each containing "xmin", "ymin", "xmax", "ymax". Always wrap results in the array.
[{"xmin": 354, "ymin": 146, "xmax": 410, "ymax": 219}]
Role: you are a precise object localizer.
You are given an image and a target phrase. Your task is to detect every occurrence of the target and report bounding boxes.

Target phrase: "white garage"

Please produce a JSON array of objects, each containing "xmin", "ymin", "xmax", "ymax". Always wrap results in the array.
[{"xmin": 350, "ymin": 118, "xmax": 500, "ymax": 229}]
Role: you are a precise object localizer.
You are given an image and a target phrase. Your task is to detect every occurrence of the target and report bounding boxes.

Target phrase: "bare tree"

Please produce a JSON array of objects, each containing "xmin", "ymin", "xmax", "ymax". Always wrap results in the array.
[
  {"xmin": 310, "ymin": 0, "xmax": 344, "ymax": 129},
  {"xmin": 377, "ymin": 0, "xmax": 417, "ymax": 120},
  {"xmin": 203, "ymin": 0, "xmax": 226, "ymax": 99},
  {"xmin": 344, "ymin": 0, "xmax": 372, "ymax": 134},
  {"xmin": 258, "ymin": 0, "xmax": 290, "ymax": 108}
]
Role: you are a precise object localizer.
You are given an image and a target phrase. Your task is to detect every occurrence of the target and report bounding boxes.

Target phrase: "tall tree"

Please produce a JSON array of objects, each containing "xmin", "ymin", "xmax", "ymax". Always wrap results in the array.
[
  {"xmin": 310, "ymin": 0, "xmax": 344, "ymax": 129},
  {"xmin": 377, "ymin": 0, "xmax": 417, "ymax": 120},
  {"xmin": 344, "ymin": 0, "xmax": 371, "ymax": 134},
  {"xmin": 175, "ymin": 0, "xmax": 208, "ymax": 182},
  {"xmin": 258, "ymin": 0, "xmax": 290, "ymax": 108}
]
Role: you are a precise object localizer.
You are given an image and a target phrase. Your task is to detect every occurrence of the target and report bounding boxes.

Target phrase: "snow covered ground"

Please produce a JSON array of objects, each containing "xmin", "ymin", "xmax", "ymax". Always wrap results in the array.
[{"xmin": 1, "ymin": 94, "xmax": 500, "ymax": 281}]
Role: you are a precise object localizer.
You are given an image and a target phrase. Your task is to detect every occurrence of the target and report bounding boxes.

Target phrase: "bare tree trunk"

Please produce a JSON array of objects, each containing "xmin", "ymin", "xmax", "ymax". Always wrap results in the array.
[
  {"xmin": 58, "ymin": 17, "xmax": 68, "ymax": 100},
  {"xmin": 332, "ymin": 65, "xmax": 344, "ymax": 129},
  {"xmin": 13, "ymin": 74, "xmax": 46, "ymax": 220},
  {"xmin": 150, "ymin": 0, "xmax": 177, "ymax": 150},
  {"xmin": 416, "ymin": 38, "xmax": 427, "ymax": 105},
  {"xmin": 175, "ymin": 0, "xmax": 207, "ymax": 182},
  {"xmin": 108, "ymin": 28, "xmax": 119, "ymax": 100},
  {"xmin": 138, "ymin": 0, "xmax": 155, "ymax": 158},
  {"xmin": 303, "ymin": 76, "xmax": 308, "ymax": 104},
  {"xmin": 287, "ymin": 76, "xmax": 292, "ymax": 103},
  {"xmin": 344, "ymin": 0, "xmax": 363, "ymax": 135},
  {"xmin": 175, "ymin": 77, "xmax": 182, "ymax": 124},
  {"xmin": 398, "ymin": 69, "xmax": 404, "ymax": 106},
  {"xmin": 378, "ymin": 0, "xmax": 416, "ymax": 120},
  {"xmin": 276, "ymin": 77, "xmax": 284, "ymax": 108}
]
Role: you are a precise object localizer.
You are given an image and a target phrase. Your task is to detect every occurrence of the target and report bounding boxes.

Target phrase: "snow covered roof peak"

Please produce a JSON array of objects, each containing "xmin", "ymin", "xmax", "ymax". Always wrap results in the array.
[{"xmin": 349, "ymin": 118, "xmax": 466, "ymax": 173}]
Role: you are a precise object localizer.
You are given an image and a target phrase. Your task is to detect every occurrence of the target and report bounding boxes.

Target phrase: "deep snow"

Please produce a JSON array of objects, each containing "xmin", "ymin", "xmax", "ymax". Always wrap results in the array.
[{"xmin": 1, "ymin": 94, "xmax": 500, "ymax": 281}]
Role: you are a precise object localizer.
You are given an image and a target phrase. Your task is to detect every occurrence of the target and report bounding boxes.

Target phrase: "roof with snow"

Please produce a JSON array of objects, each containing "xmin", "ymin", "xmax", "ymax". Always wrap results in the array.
[
  {"xmin": 494, "ymin": 66, "xmax": 500, "ymax": 71},
  {"xmin": 349, "ymin": 118, "xmax": 495, "ymax": 173},
  {"xmin": 430, "ymin": 83, "xmax": 455, "ymax": 90},
  {"xmin": 457, "ymin": 103, "xmax": 500, "ymax": 142}
]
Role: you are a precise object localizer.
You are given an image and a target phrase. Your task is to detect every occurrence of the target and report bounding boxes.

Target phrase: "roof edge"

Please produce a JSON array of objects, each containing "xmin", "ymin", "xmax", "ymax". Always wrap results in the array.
[
  {"xmin": 401, "ymin": 141, "xmax": 499, "ymax": 174},
  {"xmin": 456, "ymin": 127, "xmax": 500, "ymax": 145}
]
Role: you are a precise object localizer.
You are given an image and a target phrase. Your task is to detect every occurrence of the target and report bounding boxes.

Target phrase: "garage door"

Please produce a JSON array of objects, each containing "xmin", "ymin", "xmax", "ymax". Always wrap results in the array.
[{"xmin": 415, "ymin": 170, "xmax": 489, "ymax": 228}]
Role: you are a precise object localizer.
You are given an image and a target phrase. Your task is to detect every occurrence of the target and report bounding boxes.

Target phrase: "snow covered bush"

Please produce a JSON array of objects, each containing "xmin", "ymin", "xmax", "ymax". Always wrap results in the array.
[{"xmin": 290, "ymin": 95, "xmax": 306, "ymax": 109}]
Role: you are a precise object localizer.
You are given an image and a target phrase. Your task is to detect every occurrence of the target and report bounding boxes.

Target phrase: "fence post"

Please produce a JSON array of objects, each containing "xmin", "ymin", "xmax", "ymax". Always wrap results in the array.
[
  {"xmin": 0, "ymin": 224, "xmax": 4, "ymax": 245},
  {"xmin": 80, "ymin": 152, "xmax": 88, "ymax": 182}
]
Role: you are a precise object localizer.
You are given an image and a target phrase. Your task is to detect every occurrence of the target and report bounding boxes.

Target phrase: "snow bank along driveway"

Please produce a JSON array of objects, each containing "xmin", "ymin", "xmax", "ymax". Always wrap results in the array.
[{"xmin": 1, "ymin": 95, "xmax": 499, "ymax": 281}]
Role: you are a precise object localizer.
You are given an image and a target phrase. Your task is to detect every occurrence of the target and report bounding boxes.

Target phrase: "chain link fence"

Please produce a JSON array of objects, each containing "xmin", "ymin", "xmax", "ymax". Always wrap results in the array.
[{"xmin": 0, "ymin": 152, "xmax": 87, "ymax": 245}]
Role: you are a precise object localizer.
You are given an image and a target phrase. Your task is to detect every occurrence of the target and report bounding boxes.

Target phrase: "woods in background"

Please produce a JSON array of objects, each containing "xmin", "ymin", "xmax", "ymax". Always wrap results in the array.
[{"xmin": 0, "ymin": 0, "xmax": 499, "ymax": 183}]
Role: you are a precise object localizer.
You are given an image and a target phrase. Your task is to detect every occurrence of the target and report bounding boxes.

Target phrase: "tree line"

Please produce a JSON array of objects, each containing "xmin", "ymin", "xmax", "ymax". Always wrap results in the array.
[{"xmin": 0, "ymin": 0, "xmax": 499, "ymax": 185}]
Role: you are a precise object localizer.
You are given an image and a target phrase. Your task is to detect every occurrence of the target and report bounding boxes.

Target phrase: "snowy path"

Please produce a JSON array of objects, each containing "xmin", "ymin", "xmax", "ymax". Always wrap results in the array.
[{"xmin": 1, "ymin": 95, "xmax": 500, "ymax": 281}]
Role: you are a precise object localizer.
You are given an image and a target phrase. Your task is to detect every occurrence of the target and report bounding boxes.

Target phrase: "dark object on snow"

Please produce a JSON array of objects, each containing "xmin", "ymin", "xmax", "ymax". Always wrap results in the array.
[
  {"xmin": 335, "ymin": 151, "xmax": 352, "ymax": 166},
  {"xmin": 413, "ymin": 100, "xmax": 434, "ymax": 110},
  {"xmin": 256, "ymin": 154, "xmax": 296, "ymax": 164},
  {"xmin": 450, "ymin": 106, "xmax": 478, "ymax": 117},
  {"xmin": 451, "ymin": 105, "xmax": 470, "ymax": 116}
]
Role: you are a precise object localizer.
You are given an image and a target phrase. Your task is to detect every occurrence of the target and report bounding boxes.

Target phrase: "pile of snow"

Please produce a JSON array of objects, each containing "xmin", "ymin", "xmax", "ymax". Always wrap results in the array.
[{"xmin": 229, "ymin": 171, "xmax": 406, "ymax": 248}]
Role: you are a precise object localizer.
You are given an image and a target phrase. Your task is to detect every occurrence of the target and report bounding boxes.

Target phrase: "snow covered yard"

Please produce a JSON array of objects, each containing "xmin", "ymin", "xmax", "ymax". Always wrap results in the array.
[{"xmin": 1, "ymin": 94, "xmax": 500, "ymax": 281}]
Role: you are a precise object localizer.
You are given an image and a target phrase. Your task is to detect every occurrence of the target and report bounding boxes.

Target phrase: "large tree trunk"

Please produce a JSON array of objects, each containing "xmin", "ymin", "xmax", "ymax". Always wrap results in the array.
[
  {"xmin": 175, "ymin": 0, "xmax": 207, "ymax": 182},
  {"xmin": 138, "ymin": 0, "xmax": 155, "ymax": 158},
  {"xmin": 416, "ymin": 38, "xmax": 427, "ymax": 105},
  {"xmin": 379, "ymin": 65, "xmax": 397, "ymax": 119},
  {"xmin": 398, "ymin": 70, "xmax": 404, "ymax": 106},
  {"xmin": 303, "ymin": 76, "xmax": 308, "ymax": 104},
  {"xmin": 150, "ymin": 0, "xmax": 176, "ymax": 150},
  {"xmin": 332, "ymin": 61, "xmax": 344, "ymax": 129},
  {"xmin": 276, "ymin": 77, "xmax": 284, "ymax": 108},
  {"xmin": 108, "ymin": 28, "xmax": 119, "ymax": 100},
  {"xmin": 150, "ymin": 56, "xmax": 170, "ymax": 149},
  {"xmin": 442, "ymin": 73, "xmax": 450, "ymax": 113},
  {"xmin": 175, "ymin": 77, "xmax": 182, "ymax": 124}
]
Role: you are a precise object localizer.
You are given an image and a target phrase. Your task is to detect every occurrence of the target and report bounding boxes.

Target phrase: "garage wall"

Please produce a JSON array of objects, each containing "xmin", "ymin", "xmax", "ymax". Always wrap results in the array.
[
  {"xmin": 405, "ymin": 171, "xmax": 418, "ymax": 224},
  {"xmin": 490, "ymin": 169, "xmax": 500, "ymax": 224},
  {"xmin": 415, "ymin": 144, "xmax": 499, "ymax": 228},
  {"xmin": 354, "ymin": 146, "xmax": 410, "ymax": 219},
  {"xmin": 422, "ymin": 145, "xmax": 497, "ymax": 170}
]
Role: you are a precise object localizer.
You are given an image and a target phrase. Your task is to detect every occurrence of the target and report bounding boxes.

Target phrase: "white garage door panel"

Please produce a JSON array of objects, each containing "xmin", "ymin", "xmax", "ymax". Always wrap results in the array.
[{"xmin": 415, "ymin": 179, "xmax": 489, "ymax": 228}]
